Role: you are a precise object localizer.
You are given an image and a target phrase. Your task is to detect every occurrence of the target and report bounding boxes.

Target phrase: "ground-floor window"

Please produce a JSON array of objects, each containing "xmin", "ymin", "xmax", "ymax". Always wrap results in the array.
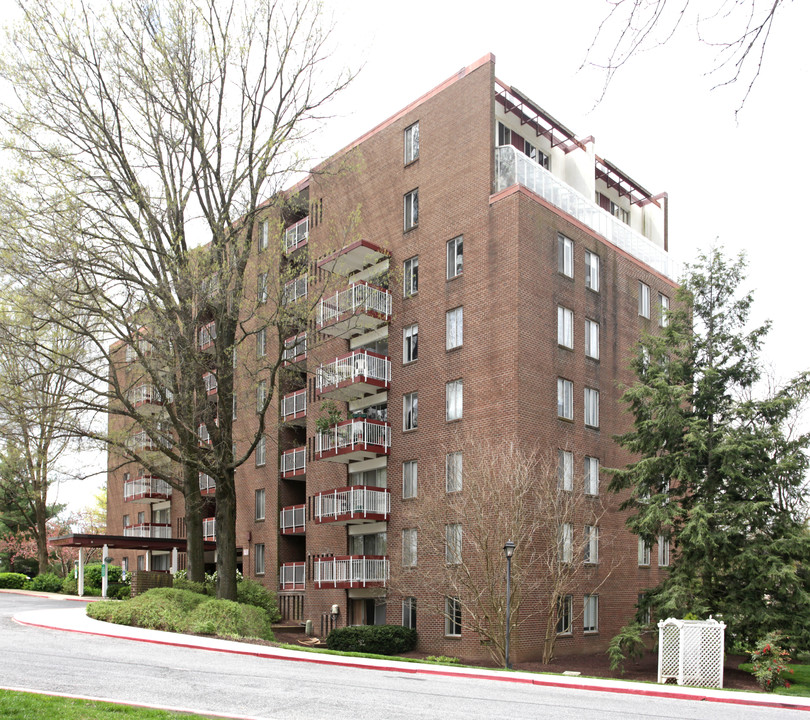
[
  {"xmin": 402, "ymin": 597, "xmax": 417, "ymax": 630},
  {"xmin": 445, "ymin": 596, "xmax": 462, "ymax": 636}
]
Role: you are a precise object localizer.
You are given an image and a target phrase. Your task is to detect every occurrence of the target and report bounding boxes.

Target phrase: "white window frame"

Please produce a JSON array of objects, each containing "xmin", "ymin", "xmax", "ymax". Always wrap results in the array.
[
  {"xmin": 584, "ymin": 525, "xmax": 599, "ymax": 564},
  {"xmin": 255, "ymin": 489, "xmax": 265, "ymax": 521},
  {"xmin": 658, "ymin": 535, "xmax": 670, "ymax": 567},
  {"xmin": 446, "ymin": 236, "xmax": 463, "ymax": 279},
  {"xmin": 257, "ymin": 272, "xmax": 267, "ymax": 304},
  {"xmin": 584, "ymin": 456, "xmax": 599, "ymax": 495},
  {"xmin": 446, "ymin": 451, "xmax": 462, "ymax": 493},
  {"xmin": 557, "ymin": 306, "xmax": 573, "ymax": 349},
  {"xmin": 256, "ymin": 327, "xmax": 266, "ymax": 358},
  {"xmin": 558, "ymin": 449, "xmax": 573, "ymax": 491},
  {"xmin": 659, "ymin": 293, "xmax": 670, "ymax": 327},
  {"xmin": 584, "ymin": 387, "xmax": 600, "ymax": 428},
  {"xmin": 403, "ymin": 256, "xmax": 418, "ymax": 297},
  {"xmin": 404, "ymin": 189, "xmax": 418, "ymax": 231},
  {"xmin": 404, "ymin": 122, "xmax": 419, "ymax": 164},
  {"xmin": 585, "ymin": 319, "xmax": 599, "ymax": 360},
  {"xmin": 585, "ymin": 250, "xmax": 600, "ymax": 292},
  {"xmin": 255, "ymin": 435, "xmax": 266, "ymax": 467},
  {"xmin": 584, "ymin": 594, "xmax": 599, "ymax": 633},
  {"xmin": 403, "ymin": 324, "xmax": 418, "ymax": 363},
  {"xmin": 638, "ymin": 537, "xmax": 651, "ymax": 566},
  {"xmin": 258, "ymin": 220, "xmax": 268, "ymax": 251},
  {"xmin": 639, "ymin": 281, "xmax": 651, "ymax": 318},
  {"xmin": 256, "ymin": 380, "xmax": 267, "ymax": 414},
  {"xmin": 445, "ymin": 523, "xmax": 462, "ymax": 565},
  {"xmin": 402, "ymin": 528, "xmax": 417, "ymax": 567},
  {"xmin": 254, "ymin": 543, "xmax": 265, "ymax": 576},
  {"xmin": 403, "ymin": 392, "xmax": 417, "ymax": 431},
  {"xmin": 558, "ymin": 234, "xmax": 573, "ymax": 278},
  {"xmin": 402, "ymin": 597, "xmax": 417, "ymax": 630},
  {"xmin": 446, "ymin": 379, "xmax": 463, "ymax": 421},
  {"xmin": 559, "ymin": 523, "xmax": 573, "ymax": 564},
  {"xmin": 445, "ymin": 596, "xmax": 462, "ymax": 637},
  {"xmin": 402, "ymin": 460, "xmax": 417, "ymax": 499},
  {"xmin": 557, "ymin": 594, "xmax": 573, "ymax": 635},
  {"xmin": 557, "ymin": 378, "xmax": 573, "ymax": 420},
  {"xmin": 446, "ymin": 307, "xmax": 463, "ymax": 350},
  {"xmin": 497, "ymin": 121, "xmax": 511, "ymax": 146}
]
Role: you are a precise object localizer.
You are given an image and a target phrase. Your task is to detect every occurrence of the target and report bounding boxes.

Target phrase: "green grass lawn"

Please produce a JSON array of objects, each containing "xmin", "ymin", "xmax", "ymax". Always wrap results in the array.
[
  {"xmin": 0, "ymin": 689, "xmax": 215, "ymax": 719},
  {"xmin": 737, "ymin": 662, "xmax": 810, "ymax": 697}
]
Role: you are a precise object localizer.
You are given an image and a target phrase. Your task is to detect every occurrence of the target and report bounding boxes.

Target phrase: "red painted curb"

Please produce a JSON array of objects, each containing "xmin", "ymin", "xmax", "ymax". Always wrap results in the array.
[{"xmin": 13, "ymin": 616, "xmax": 809, "ymax": 712}]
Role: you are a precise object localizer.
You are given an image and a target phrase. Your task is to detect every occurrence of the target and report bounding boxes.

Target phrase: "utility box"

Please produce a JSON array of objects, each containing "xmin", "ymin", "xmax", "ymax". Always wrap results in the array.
[{"xmin": 658, "ymin": 617, "xmax": 726, "ymax": 688}]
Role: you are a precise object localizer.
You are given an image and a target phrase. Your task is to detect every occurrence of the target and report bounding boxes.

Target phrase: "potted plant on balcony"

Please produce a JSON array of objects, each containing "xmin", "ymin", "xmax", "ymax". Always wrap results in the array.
[{"xmin": 315, "ymin": 400, "xmax": 343, "ymax": 433}]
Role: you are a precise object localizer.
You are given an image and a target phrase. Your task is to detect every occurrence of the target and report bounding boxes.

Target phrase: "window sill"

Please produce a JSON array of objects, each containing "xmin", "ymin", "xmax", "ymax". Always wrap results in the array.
[
  {"xmin": 403, "ymin": 359, "xmax": 417, "ymax": 367},
  {"xmin": 404, "ymin": 226, "xmax": 419, "ymax": 234},
  {"xmin": 584, "ymin": 631, "xmax": 599, "ymax": 636},
  {"xmin": 558, "ymin": 416, "xmax": 574, "ymax": 423},
  {"xmin": 447, "ymin": 273, "xmax": 463, "ymax": 282},
  {"xmin": 446, "ymin": 344, "xmax": 462, "ymax": 352},
  {"xmin": 403, "ymin": 427, "xmax": 418, "ymax": 434},
  {"xmin": 404, "ymin": 158, "xmax": 419, "ymax": 168},
  {"xmin": 558, "ymin": 344, "xmax": 574, "ymax": 351},
  {"xmin": 446, "ymin": 418, "xmax": 463, "ymax": 424},
  {"xmin": 444, "ymin": 635, "xmax": 462, "ymax": 639},
  {"xmin": 255, "ymin": 518, "xmax": 265, "ymax": 523},
  {"xmin": 403, "ymin": 292, "xmax": 418, "ymax": 299}
]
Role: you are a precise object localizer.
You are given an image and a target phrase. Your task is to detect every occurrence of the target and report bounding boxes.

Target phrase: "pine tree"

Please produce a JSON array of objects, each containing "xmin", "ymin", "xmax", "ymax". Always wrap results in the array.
[{"xmin": 610, "ymin": 248, "xmax": 810, "ymax": 649}]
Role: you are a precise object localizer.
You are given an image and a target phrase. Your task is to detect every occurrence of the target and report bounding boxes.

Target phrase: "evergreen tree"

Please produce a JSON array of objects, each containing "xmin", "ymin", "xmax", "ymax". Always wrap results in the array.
[{"xmin": 610, "ymin": 248, "xmax": 810, "ymax": 649}]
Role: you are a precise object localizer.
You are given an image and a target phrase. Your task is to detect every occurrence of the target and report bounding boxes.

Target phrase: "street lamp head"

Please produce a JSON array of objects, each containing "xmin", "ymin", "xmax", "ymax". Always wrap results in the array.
[{"xmin": 503, "ymin": 540, "xmax": 516, "ymax": 559}]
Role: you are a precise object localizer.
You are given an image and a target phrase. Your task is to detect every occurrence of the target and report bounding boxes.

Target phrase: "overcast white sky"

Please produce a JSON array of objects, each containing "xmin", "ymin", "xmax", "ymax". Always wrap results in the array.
[{"xmin": 53, "ymin": 0, "xmax": 810, "ymax": 509}]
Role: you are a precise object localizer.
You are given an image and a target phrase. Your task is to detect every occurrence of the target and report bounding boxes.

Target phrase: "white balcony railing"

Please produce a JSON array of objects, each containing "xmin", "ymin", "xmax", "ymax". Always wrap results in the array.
[
  {"xmin": 128, "ymin": 426, "xmax": 173, "ymax": 451},
  {"xmin": 199, "ymin": 473, "xmax": 216, "ymax": 493},
  {"xmin": 199, "ymin": 321, "xmax": 216, "ymax": 349},
  {"xmin": 281, "ymin": 389, "xmax": 306, "ymax": 420},
  {"xmin": 203, "ymin": 372, "xmax": 217, "ymax": 394},
  {"xmin": 494, "ymin": 145, "xmax": 679, "ymax": 280},
  {"xmin": 317, "ymin": 350, "xmax": 391, "ymax": 393},
  {"xmin": 315, "ymin": 486, "xmax": 390, "ymax": 523},
  {"xmin": 281, "ymin": 447, "xmax": 306, "ymax": 475},
  {"xmin": 127, "ymin": 384, "xmax": 172, "ymax": 406},
  {"xmin": 283, "ymin": 275, "xmax": 308, "ymax": 305},
  {"xmin": 123, "ymin": 523, "xmax": 172, "ymax": 539},
  {"xmin": 203, "ymin": 517, "xmax": 216, "ymax": 540},
  {"xmin": 316, "ymin": 419, "xmax": 391, "ymax": 458},
  {"xmin": 285, "ymin": 217, "xmax": 309, "ymax": 253},
  {"xmin": 124, "ymin": 477, "xmax": 172, "ymax": 501},
  {"xmin": 282, "ymin": 333, "xmax": 307, "ymax": 363},
  {"xmin": 317, "ymin": 282, "xmax": 392, "ymax": 328},
  {"xmin": 280, "ymin": 504, "xmax": 306, "ymax": 533},
  {"xmin": 313, "ymin": 556, "xmax": 389, "ymax": 588},
  {"xmin": 280, "ymin": 562, "xmax": 305, "ymax": 590}
]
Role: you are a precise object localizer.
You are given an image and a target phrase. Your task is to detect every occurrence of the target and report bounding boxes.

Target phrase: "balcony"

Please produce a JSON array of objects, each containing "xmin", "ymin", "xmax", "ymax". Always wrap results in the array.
[
  {"xmin": 313, "ymin": 555, "xmax": 389, "ymax": 589},
  {"xmin": 203, "ymin": 517, "xmax": 216, "ymax": 540},
  {"xmin": 123, "ymin": 523, "xmax": 172, "ymax": 539},
  {"xmin": 314, "ymin": 486, "xmax": 390, "ymax": 525},
  {"xmin": 281, "ymin": 388, "xmax": 306, "ymax": 425},
  {"xmin": 280, "ymin": 562, "xmax": 305, "ymax": 591},
  {"xmin": 280, "ymin": 504, "xmax": 306, "ymax": 534},
  {"xmin": 127, "ymin": 384, "xmax": 172, "ymax": 410},
  {"xmin": 203, "ymin": 372, "xmax": 217, "ymax": 396},
  {"xmin": 494, "ymin": 145, "xmax": 678, "ymax": 280},
  {"xmin": 316, "ymin": 282, "xmax": 391, "ymax": 338},
  {"xmin": 316, "ymin": 419, "xmax": 391, "ymax": 463},
  {"xmin": 317, "ymin": 350, "xmax": 390, "ymax": 401},
  {"xmin": 199, "ymin": 472, "xmax": 216, "ymax": 496},
  {"xmin": 317, "ymin": 239, "xmax": 390, "ymax": 281},
  {"xmin": 124, "ymin": 476, "xmax": 172, "ymax": 503},
  {"xmin": 280, "ymin": 446, "xmax": 306, "ymax": 479},
  {"xmin": 284, "ymin": 217, "xmax": 309, "ymax": 254},
  {"xmin": 283, "ymin": 275, "xmax": 308, "ymax": 305},
  {"xmin": 128, "ymin": 426, "xmax": 173, "ymax": 452},
  {"xmin": 282, "ymin": 332, "xmax": 307, "ymax": 367},
  {"xmin": 198, "ymin": 321, "xmax": 216, "ymax": 350}
]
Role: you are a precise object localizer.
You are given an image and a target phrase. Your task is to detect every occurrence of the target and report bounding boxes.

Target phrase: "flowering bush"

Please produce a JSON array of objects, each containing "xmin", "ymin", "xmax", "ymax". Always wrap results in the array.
[{"xmin": 750, "ymin": 632, "xmax": 793, "ymax": 691}]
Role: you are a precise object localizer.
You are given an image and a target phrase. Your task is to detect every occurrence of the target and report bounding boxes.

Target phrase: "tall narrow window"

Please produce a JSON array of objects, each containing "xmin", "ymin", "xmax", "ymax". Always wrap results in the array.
[
  {"xmin": 556, "ymin": 595, "xmax": 573, "ymax": 634},
  {"xmin": 658, "ymin": 536, "xmax": 670, "ymax": 567},
  {"xmin": 255, "ymin": 489, "xmax": 266, "ymax": 521},
  {"xmin": 557, "ymin": 306, "xmax": 573, "ymax": 348},
  {"xmin": 639, "ymin": 281, "xmax": 651, "ymax": 318},
  {"xmin": 256, "ymin": 380, "xmax": 266, "ymax": 413},
  {"xmin": 404, "ymin": 189, "xmax": 419, "ymax": 231},
  {"xmin": 445, "ymin": 597, "xmax": 462, "ymax": 636},
  {"xmin": 447, "ymin": 236, "xmax": 463, "ymax": 278},
  {"xmin": 402, "ymin": 597, "xmax": 417, "ymax": 630},
  {"xmin": 402, "ymin": 528, "xmax": 417, "ymax": 567},
  {"xmin": 404, "ymin": 122, "xmax": 419, "ymax": 164},
  {"xmin": 258, "ymin": 220, "xmax": 268, "ymax": 251},
  {"xmin": 403, "ymin": 256, "xmax": 418, "ymax": 297},
  {"xmin": 558, "ymin": 449, "xmax": 573, "ymax": 491},
  {"xmin": 584, "ymin": 456, "xmax": 600, "ymax": 495},
  {"xmin": 446, "ymin": 307, "xmax": 463, "ymax": 349},
  {"xmin": 557, "ymin": 378, "xmax": 573, "ymax": 420},
  {"xmin": 446, "ymin": 451, "xmax": 462, "ymax": 493},
  {"xmin": 585, "ymin": 250, "xmax": 600, "ymax": 292},
  {"xmin": 585, "ymin": 319, "xmax": 600, "ymax": 360},
  {"xmin": 584, "ymin": 525, "xmax": 599, "ymax": 564},
  {"xmin": 497, "ymin": 121, "xmax": 511, "ymax": 146},
  {"xmin": 446, "ymin": 379, "xmax": 463, "ymax": 421},
  {"xmin": 638, "ymin": 537, "xmax": 651, "ymax": 566},
  {"xmin": 403, "ymin": 392, "xmax": 418, "ymax": 430},
  {"xmin": 257, "ymin": 273, "xmax": 267, "ymax": 304},
  {"xmin": 583, "ymin": 595, "xmax": 599, "ymax": 632},
  {"xmin": 254, "ymin": 543, "xmax": 265, "ymax": 575},
  {"xmin": 558, "ymin": 235, "xmax": 573, "ymax": 278},
  {"xmin": 403, "ymin": 324, "xmax": 418, "ymax": 363},
  {"xmin": 256, "ymin": 327, "xmax": 266, "ymax": 358},
  {"xmin": 584, "ymin": 387, "xmax": 600, "ymax": 428},
  {"xmin": 255, "ymin": 436, "xmax": 266, "ymax": 467},
  {"xmin": 402, "ymin": 460, "xmax": 417, "ymax": 499},
  {"xmin": 559, "ymin": 523, "xmax": 573, "ymax": 563},
  {"xmin": 445, "ymin": 523, "xmax": 462, "ymax": 564},
  {"xmin": 659, "ymin": 293, "xmax": 670, "ymax": 327}
]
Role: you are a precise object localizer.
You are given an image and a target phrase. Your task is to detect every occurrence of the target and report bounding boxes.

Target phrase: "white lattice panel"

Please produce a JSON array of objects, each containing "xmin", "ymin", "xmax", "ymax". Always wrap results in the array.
[{"xmin": 657, "ymin": 618, "xmax": 725, "ymax": 688}]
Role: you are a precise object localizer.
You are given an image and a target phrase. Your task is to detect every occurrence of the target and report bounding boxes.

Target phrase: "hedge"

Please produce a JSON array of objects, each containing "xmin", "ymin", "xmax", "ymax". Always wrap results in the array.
[
  {"xmin": 326, "ymin": 625, "xmax": 417, "ymax": 655},
  {"xmin": 0, "ymin": 572, "xmax": 29, "ymax": 589}
]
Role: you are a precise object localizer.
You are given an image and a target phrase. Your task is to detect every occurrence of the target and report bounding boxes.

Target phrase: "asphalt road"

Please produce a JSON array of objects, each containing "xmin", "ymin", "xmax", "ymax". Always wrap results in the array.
[{"xmin": 0, "ymin": 594, "xmax": 803, "ymax": 720}]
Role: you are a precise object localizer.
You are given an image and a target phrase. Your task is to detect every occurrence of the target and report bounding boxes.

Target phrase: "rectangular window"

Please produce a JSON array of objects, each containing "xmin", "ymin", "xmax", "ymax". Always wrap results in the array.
[
  {"xmin": 584, "ymin": 526, "xmax": 599, "ymax": 564},
  {"xmin": 255, "ymin": 489, "xmax": 265, "ymax": 521},
  {"xmin": 402, "ymin": 528, "xmax": 417, "ymax": 567},
  {"xmin": 445, "ymin": 523, "xmax": 462, "ymax": 565},
  {"xmin": 256, "ymin": 380, "xmax": 266, "ymax": 413},
  {"xmin": 254, "ymin": 543, "xmax": 265, "ymax": 576},
  {"xmin": 446, "ymin": 307, "xmax": 463, "ymax": 350},
  {"xmin": 585, "ymin": 319, "xmax": 599, "ymax": 360},
  {"xmin": 557, "ymin": 378, "xmax": 573, "ymax": 420},
  {"xmin": 123, "ymin": 514, "xmax": 130, "ymax": 528},
  {"xmin": 556, "ymin": 594, "xmax": 573, "ymax": 634},
  {"xmin": 121, "ymin": 557, "xmax": 129, "ymax": 573},
  {"xmin": 638, "ymin": 537, "xmax": 651, "ymax": 566},
  {"xmin": 497, "ymin": 121, "xmax": 511, "ymax": 146},
  {"xmin": 584, "ymin": 456, "xmax": 600, "ymax": 495},
  {"xmin": 402, "ymin": 597, "xmax": 417, "ymax": 630},
  {"xmin": 557, "ymin": 306, "xmax": 573, "ymax": 349},
  {"xmin": 446, "ymin": 379, "xmax": 463, "ymax": 421},
  {"xmin": 403, "ymin": 392, "xmax": 418, "ymax": 430},
  {"xmin": 402, "ymin": 460, "xmax": 417, "ymax": 499},
  {"xmin": 404, "ymin": 122, "xmax": 419, "ymax": 164},
  {"xmin": 137, "ymin": 555, "xmax": 145, "ymax": 571},
  {"xmin": 584, "ymin": 595, "xmax": 599, "ymax": 632},
  {"xmin": 255, "ymin": 436, "xmax": 266, "ymax": 467},
  {"xmin": 639, "ymin": 282, "xmax": 651, "ymax": 318},
  {"xmin": 445, "ymin": 596, "xmax": 462, "ymax": 636},
  {"xmin": 559, "ymin": 523, "xmax": 573, "ymax": 564},
  {"xmin": 257, "ymin": 273, "xmax": 267, "ymax": 304},
  {"xmin": 658, "ymin": 536, "xmax": 670, "ymax": 567},
  {"xmin": 585, "ymin": 250, "xmax": 600, "ymax": 292},
  {"xmin": 403, "ymin": 256, "xmax": 418, "ymax": 297},
  {"xmin": 524, "ymin": 139, "xmax": 549, "ymax": 169},
  {"xmin": 404, "ymin": 189, "xmax": 418, "ymax": 231},
  {"xmin": 258, "ymin": 220, "xmax": 268, "ymax": 251},
  {"xmin": 584, "ymin": 387, "xmax": 600, "ymax": 428},
  {"xmin": 446, "ymin": 236, "xmax": 463, "ymax": 279},
  {"xmin": 403, "ymin": 324, "xmax": 418, "ymax": 363},
  {"xmin": 659, "ymin": 293, "xmax": 670, "ymax": 327},
  {"xmin": 446, "ymin": 451, "xmax": 462, "ymax": 493},
  {"xmin": 558, "ymin": 235, "xmax": 573, "ymax": 278},
  {"xmin": 256, "ymin": 327, "xmax": 266, "ymax": 358},
  {"xmin": 558, "ymin": 449, "xmax": 573, "ymax": 491}
]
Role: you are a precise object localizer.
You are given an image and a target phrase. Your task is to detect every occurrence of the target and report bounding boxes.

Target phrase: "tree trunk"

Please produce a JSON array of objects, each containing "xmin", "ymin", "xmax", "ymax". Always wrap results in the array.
[
  {"xmin": 215, "ymin": 466, "xmax": 237, "ymax": 600},
  {"xmin": 183, "ymin": 463, "xmax": 205, "ymax": 583},
  {"xmin": 36, "ymin": 495, "xmax": 49, "ymax": 575}
]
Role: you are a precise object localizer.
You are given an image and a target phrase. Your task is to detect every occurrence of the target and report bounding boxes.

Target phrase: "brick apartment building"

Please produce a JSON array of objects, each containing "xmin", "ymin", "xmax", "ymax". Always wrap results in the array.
[{"xmin": 106, "ymin": 53, "xmax": 678, "ymax": 662}]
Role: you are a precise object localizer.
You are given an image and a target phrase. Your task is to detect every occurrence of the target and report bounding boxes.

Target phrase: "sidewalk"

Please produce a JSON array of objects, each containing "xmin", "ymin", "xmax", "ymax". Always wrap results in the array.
[{"xmin": 10, "ymin": 594, "xmax": 810, "ymax": 713}]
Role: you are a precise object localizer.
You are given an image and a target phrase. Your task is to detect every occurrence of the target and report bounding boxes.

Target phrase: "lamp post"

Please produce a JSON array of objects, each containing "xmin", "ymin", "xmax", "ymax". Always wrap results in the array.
[{"xmin": 503, "ymin": 540, "xmax": 516, "ymax": 670}]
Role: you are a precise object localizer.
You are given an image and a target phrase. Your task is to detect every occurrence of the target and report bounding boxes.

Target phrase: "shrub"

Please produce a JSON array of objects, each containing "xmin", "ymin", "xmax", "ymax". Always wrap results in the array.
[
  {"xmin": 607, "ymin": 623, "xmax": 648, "ymax": 673},
  {"xmin": 173, "ymin": 577, "xmax": 211, "ymax": 596},
  {"xmin": 426, "ymin": 655, "xmax": 459, "ymax": 665},
  {"xmin": 186, "ymin": 598, "xmax": 274, "ymax": 640},
  {"xmin": 0, "ymin": 572, "xmax": 30, "ymax": 589},
  {"xmin": 236, "ymin": 578, "xmax": 281, "ymax": 622},
  {"xmin": 29, "ymin": 573, "xmax": 63, "ymax": 593},
  {"xmin": 82, "ymin": 563, "xmax": 123, "ymax": 589},
  {"xmin": 326, "ymin": 625, "xmax": 417, "ymax": 655},
  {"xmin": 61, "ymin": 576, "xmax": 78, "ymax": 595},
  {"xmin": 750, "ymin": 632, "xmax": 793, "ymax": 691},
  {"xmin": 115, "ymin": 585, "xmax": 132, "ymax": 600}
]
